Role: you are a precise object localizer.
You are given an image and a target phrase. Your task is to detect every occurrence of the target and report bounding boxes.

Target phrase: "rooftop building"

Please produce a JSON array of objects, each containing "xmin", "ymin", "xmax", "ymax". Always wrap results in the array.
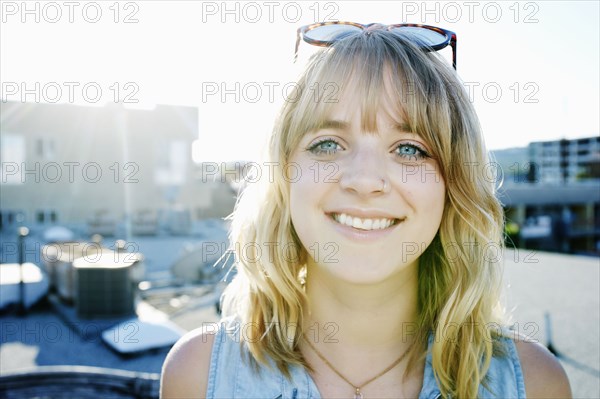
[
  {"xmin": 529, "ymin": 136, "xmax": 600, "ymax": 184},
  {"xmin": 1, "ymin": 101, "xmax": 237, "ymax": 234}
]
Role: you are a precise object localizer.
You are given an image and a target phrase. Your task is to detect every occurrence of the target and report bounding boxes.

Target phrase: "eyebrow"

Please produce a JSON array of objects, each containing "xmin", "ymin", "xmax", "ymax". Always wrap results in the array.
[
  {"xmin": 308, "ymin": 120, "xmax": 413, "ymax": 135},
  {"xmin": 312, "ymin": 119, "xmax": 349, "ymax": 132},
  {"xmin": 394, "ymin": 123, "xmax": 412, "ymax": 133}
]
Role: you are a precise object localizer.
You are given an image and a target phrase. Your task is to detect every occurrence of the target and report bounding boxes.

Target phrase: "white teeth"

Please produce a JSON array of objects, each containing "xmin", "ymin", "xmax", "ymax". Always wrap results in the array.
[{"xmin": 332, "ymin": 213, "xmax": 398, "ymax": 231}]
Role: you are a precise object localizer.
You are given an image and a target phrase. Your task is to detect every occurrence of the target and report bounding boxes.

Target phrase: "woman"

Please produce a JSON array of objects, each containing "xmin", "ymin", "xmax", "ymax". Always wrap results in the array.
[{"xmin": 161, "ymin": 22, "xmax": 571, "ymax": 398}]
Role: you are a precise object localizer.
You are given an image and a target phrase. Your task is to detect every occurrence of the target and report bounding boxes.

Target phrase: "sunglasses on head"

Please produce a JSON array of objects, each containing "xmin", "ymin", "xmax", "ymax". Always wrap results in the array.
[{"xmin": 295, "ymin": 22, "xmax": 457, "ymax": 70}]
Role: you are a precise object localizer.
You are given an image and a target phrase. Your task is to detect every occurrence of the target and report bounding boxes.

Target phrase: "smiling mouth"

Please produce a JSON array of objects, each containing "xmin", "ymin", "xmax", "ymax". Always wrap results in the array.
[{"xmin": 329, "ymin": 212, "xmax": 404, "ymax": 231}]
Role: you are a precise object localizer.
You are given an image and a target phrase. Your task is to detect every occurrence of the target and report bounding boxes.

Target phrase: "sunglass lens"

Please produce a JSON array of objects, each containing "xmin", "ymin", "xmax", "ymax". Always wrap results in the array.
[
  {"xmin": 305, "ymin": 24, "xmax": 363, "ymax": 42},
  {"xmin": 390, "ymin": 26, "xmax": 447, "ymax": 48}
]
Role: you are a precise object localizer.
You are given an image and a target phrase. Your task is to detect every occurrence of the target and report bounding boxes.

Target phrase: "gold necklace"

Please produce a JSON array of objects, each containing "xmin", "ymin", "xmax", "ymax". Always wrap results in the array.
[{"xmin": 304, "ymin": 335, "xmax": 414, "ymax": 399}]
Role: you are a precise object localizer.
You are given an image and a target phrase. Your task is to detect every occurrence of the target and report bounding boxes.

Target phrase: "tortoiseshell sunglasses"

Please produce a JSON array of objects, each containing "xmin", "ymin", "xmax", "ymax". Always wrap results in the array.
[{"xmin": 295, "ymin": 21, "xmax": 457, "ymax": 70}]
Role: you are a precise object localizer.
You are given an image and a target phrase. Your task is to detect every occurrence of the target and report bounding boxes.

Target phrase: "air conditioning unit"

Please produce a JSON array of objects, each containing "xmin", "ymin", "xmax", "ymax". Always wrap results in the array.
[
  {"xmin": 74, "ymin": 253, "xmax": 138, "ymax": 318},
  {"xmin": 42, "ymin": 242, "xmax": 112, "ymax": 302}
]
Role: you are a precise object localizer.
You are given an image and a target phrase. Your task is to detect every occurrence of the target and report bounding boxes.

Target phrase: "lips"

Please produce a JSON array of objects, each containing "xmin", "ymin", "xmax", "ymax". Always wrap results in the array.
[{"xmin": 329, "ymin": 212, "xmax": 403, "ymax": 231}]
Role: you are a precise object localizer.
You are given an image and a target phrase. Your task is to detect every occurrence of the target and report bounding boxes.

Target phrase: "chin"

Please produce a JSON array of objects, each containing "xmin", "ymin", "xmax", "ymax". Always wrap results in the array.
[{"xmin": 312, "ymin": 257, "xmax": 415, "ymax": 285}]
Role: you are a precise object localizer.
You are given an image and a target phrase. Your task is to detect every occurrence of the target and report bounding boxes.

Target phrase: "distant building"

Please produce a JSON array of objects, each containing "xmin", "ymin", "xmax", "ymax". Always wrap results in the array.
[
  {"xmin": 528, "ymin": 136, "xmax": 600, "ymax": 184},
  {"xmin": 0, "ymin": 101, "xmax": 236, "ymax": 234},
  {"xmin": 498, "ymin": 184, "xmax": 599, "ymax": 255},
  {"xmin": 492, "ymin": 137, "xmax": 600, "ymax": 254},
  {"xmin": 492, "ymin": 136, "xmax": 600, "ymax": 185}
]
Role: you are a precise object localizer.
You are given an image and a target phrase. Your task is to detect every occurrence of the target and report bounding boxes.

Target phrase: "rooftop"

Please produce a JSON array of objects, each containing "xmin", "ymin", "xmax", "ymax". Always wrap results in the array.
[{"xmin": 0, "ymin": 227, "xmax": 598, "ymax": 398}]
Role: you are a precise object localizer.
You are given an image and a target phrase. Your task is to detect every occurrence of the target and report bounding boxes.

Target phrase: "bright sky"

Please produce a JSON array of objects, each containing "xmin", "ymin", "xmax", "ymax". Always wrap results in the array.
[{"xmin": 1, "ymin": 0, "xmax": 598, "ymax": 162}]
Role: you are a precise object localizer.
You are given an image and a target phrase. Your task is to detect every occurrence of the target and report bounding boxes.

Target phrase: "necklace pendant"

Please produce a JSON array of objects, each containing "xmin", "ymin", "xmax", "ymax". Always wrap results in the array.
[{"xmin": 354, "ymin": 388, "xmax": 363, "ymax": 399}]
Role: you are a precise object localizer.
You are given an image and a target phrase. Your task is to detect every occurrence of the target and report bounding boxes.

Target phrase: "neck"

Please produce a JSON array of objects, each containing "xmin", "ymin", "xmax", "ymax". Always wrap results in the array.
[{"xmin": 304, "ymin": 262, "xmax": 419, "ymax": 350}]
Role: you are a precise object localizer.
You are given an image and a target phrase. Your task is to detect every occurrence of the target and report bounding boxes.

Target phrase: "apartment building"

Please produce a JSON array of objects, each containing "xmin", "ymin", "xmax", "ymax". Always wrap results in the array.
[
  {"xmin": 529, "ymin": 136, "xmax": 600, "ymax": 184},
  {"xmin": 0, "ymin": 101, "xmax": 236, "ymax": 234}
]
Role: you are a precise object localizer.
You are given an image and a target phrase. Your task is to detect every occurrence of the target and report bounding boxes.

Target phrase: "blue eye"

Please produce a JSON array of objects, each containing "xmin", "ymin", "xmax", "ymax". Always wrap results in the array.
[
  {"xmin": 307, "ymin": 139, "xmax": 342, "ymax": 155},
  {"xmin": 395, "ymin": 143, "xmax": 430, "ymax": 160}
]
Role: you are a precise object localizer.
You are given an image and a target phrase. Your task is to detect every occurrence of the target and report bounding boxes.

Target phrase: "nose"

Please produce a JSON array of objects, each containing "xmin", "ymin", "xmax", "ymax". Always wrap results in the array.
[{"xmin": 338, "ymin": 148, "xmax": 389, "ymax": 196}]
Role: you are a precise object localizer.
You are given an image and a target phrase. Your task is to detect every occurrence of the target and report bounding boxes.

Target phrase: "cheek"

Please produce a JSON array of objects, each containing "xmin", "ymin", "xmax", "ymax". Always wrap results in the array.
[
  {"xmin": 289, "ymin": 158, "xmax": 330, "ymax": 198},
  {"xmin": 424, "ymin": 181, "xmax": 446, "ymax": 220},
  {"xmin": 428, "ymin": 183, "xmax": 446, "ymax": 233},
  {"xmin": 395, "ymin": 167, "xmax": 446, "ymax": 216},
  {"xmin": 288, "ymin": 164, "xmax": 319, "ymax": 225},
  {"xmin": 393, "ymin": 163, "xmax": 445, "ymax": 186}
]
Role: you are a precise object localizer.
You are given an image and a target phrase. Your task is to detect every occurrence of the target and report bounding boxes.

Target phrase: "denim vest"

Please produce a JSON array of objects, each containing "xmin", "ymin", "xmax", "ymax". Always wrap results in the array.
[{"xmin": 206, "ymin": 317, "xmax": 526, "ymax": 398}]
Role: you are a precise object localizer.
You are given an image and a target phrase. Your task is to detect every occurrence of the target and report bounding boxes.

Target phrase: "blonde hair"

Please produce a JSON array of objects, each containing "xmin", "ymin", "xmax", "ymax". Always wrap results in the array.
[{"xmin": 222, "ymin": 29, "xmax": 507, "ymax": 398}]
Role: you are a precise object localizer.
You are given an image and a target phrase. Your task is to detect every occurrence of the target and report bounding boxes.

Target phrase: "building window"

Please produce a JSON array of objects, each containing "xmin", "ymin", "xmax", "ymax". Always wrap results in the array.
[
  {"xmin": 35, "ymin": 210, "xmax": 58, "ymax": 224},
  {"xmin": 1, "ymin": 133, "xmax": 25, "ymax": 185},
  {"xmin": 155, "ymin": 140, "xmax": 187, "ymax": 186},
  {"xmin": 578, "ymin": 138, "xmax": 590, "ymax": 145},
  {"xmin": 36, "ymin": 137, "xmax": 56, "ymax": 160}
]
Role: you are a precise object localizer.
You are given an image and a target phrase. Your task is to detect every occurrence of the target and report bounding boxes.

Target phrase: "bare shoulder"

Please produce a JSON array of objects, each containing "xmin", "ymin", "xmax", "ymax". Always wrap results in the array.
[
  {"xmin": 160, "ymin": 327, "xmax": 216, "ymax": 399},
  {"xmin": 511, "ymin": 333, "xmax": 572, "ymax": 399}
]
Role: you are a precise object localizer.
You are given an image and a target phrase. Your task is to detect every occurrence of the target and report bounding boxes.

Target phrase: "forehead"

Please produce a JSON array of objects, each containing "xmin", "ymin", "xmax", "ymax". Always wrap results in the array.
[
  {"xmin": 305, "ymin": 68, "xmax": 412, "ymax": 137},
  {"xmin": 329, "ymin": 83, "xmax": 404, "ymax": 128}
]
